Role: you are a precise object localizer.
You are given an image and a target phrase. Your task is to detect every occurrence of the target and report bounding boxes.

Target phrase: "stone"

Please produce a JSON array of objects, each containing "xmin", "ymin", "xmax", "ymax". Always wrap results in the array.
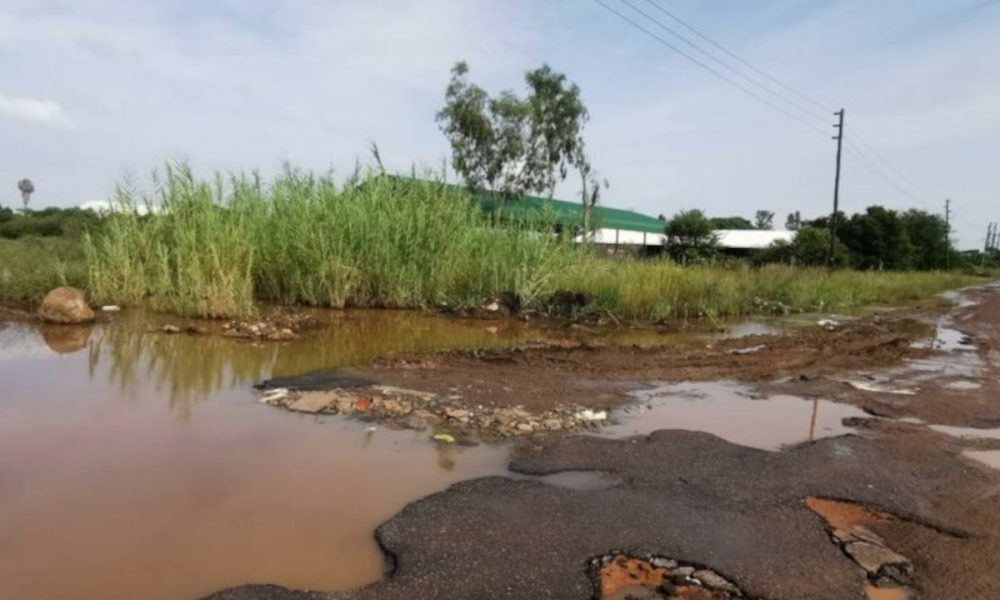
[
  {"xmin": 543, "ymin": 419, "xmax": 563, "ymax": 431},
  {"xmin": 445, "ymin": 408, "xmax": 470, "ymax": 420},
  {"xmin": 516, "ymin": 423, "xmax": 534, "ymax": 433},
  {"xmin": 669, "ymin": 566, "xmax": 695, "ymax": 581},
  {"xmin": 288, "ymin": 392, "xmax": 334, "ymax": 414},
  {"xmin": 334, "ymin": 397, "xmax": 355, "ymax": 414},
  {"xmin": 162, "ymin": 325, "xmax": 181, "ymax": 334},
  {"xmin": 692, "ymin": 570, "xmax": 740, "ymax": 594},
  {"xmin": 38, "ymin": 287, "xmax": 95, "ymax": 324},
  {"xmin": 650, "ymin": 557, "xmax": 677, "ymax": 570},
  {"xmin": 844, "ymin": 541, "xmax": 910, "ymax": 576}
]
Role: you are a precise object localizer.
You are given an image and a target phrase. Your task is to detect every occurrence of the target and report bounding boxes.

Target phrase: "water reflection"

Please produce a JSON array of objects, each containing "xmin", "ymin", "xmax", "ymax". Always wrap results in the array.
[{"xmin": 82, "ymin": 309, "xmax": 545, "ymax": 418}]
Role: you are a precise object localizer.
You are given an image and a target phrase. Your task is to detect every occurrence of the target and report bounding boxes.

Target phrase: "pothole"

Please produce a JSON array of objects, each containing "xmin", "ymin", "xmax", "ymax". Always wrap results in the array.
[
  {"xmin": 591, "ymin": 553, "xmax": 742, "ymax": 599},
  {"xmin": 805, "ymin": 497, "xmax": 913, "ymax": 599},
  {"xmin": 604, "ymin": 382, "xmax": 869, "ymax": 450}
]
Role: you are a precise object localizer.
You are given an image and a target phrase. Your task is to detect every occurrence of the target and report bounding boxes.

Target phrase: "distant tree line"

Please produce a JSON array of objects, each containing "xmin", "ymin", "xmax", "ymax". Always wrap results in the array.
[
  {"xmin": 663, "ymin": 205, "xmax": 983, "ymax": 271},
  {"xmin": 0, "ymin": 204, "xmax": 102, "ymax": 239}
]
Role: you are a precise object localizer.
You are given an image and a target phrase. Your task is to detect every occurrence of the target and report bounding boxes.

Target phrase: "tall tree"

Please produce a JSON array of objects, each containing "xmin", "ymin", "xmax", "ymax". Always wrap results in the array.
[
  {"xmin": 437, "ymin": 61, "xmax": 591, "ymax": 201},
  {"xmin": 17, "ymin": 178, "xmax": 34, "ymax": 211},
  {"xmin": 709, "ymin": 216, "xmax": 754, "ymax": 230},
  {"xmin": 838, "ymin": 206, "xmax": 913, "ymax": 270},
  {"xmin": 754, "ymin": 210, "xmax": 775, "ymax": 230}
]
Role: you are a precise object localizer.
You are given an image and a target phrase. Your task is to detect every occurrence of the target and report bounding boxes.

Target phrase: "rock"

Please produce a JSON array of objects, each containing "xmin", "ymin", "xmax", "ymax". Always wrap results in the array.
[
  {"xmin": 575, "ymin": 409, "xmax": 608, "ymax": 421},
  {"xmin": 650, "ymin": 557, "xmax": 678, "ymax": 570},
  {"xmin": 38, "ymin": 287, "xmax": 95, "ymax": 324},
  {"xmin": 101, "ymin": 305, "xmax": 121, "ymax": 312},
  {"xmin": 445, "ymin": 408, "xmax": 471, "ymax": 420},
  {"xmin": 516, "ymin": 423, "xmax": 534, "ymax": 433},
  {"xmin": 668, "ymin": 566, "xmax": 695, "ymax": 581},
  {"xmin": 692, "ymin": 569, "xmax": 740, "ymax": 594},
  {"xmin": 844, "ymin": 541, "xmax": 910, "ymax": 576},
  {"xmin": 162, "ymin": 325, "xmax": 181, "ymax": 334},
  {"xmin": 261, "ymin": 387, "xmax": 291, "ymax": 404},
  {"xmin": 543, "ymin": 419, "xmax": 563, "ymax": 431},
  {"xmin": 288, "ymin": 392, "xmax": 334, "ymax": 414},
  {"xmin": 334, "ymin": 397, "xmax": 355, "ymax": 414},
  {"xmin": 354, "ymin": 397, "xmax": 373, "ymax": 411}
]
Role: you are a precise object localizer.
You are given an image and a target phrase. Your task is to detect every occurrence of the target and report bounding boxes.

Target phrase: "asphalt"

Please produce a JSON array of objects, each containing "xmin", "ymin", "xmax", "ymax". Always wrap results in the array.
[{"xmin": 202, "ymin": 427, "xmax": 997, "ymax": 600}]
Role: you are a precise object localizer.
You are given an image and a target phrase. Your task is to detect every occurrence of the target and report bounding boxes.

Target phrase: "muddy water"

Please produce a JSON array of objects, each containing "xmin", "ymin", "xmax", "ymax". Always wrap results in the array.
[
  {"xmin": 0, "ymin": 310, "xmax": 845, "ymax": 600},
  {"xmin": 0, "ymin": 312, "xmax": 535, "ymax": 600},
  {"xmin": 606, "ymin": 382, "xmax": 870, "ymax": 450}
]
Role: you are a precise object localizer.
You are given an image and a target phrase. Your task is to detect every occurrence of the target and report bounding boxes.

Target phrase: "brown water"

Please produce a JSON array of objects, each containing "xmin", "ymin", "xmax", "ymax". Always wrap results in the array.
[
  {"xmin": 0, "ymin": 310, "xmax": 836, "ymax": 600},
  {"xmin": 0, "ymin": 312, "xmax": 534, "ymax": 600},
  {"xmin": 606, "ymin": 382, "xmax": 870, "ymax": 450}
]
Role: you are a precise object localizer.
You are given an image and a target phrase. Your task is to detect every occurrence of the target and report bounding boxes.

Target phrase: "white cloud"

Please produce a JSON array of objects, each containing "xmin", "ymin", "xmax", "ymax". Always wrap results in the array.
[{"xmin": 0, "ymin": 93, "xmax": 73, "ymax": 127}]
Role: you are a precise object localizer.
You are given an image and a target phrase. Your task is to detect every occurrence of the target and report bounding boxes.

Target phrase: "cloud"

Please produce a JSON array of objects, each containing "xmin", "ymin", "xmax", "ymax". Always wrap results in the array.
[{"xmin": 0, "ymin": 93, "xmax": 73, "ymax": 127}]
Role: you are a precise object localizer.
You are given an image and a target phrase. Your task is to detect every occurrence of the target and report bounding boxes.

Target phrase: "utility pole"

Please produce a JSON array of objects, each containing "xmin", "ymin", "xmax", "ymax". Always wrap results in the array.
[
  {"xmin": 828, "ymin": 109, "xmax": 845, "ymax": 267},
  {"xmin": 944, "ymin": 199, "xmax": 952, "ymax": 269}
]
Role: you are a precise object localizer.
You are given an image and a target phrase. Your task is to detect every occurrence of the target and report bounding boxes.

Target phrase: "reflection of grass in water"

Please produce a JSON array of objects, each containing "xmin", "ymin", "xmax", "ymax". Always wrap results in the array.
[{"xmin": 87, "ymin": 310, "xmax": 542, "ymax": 417}]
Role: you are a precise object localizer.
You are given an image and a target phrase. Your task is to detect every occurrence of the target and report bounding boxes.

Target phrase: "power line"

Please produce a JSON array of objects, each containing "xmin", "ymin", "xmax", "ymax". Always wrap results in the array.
[
  {"xmin": 617, "ymin": 0, "xmax": 831, "ymax": 126},
  {"xmin": 592, "ymin": 0, "xmax": 830, "ymax": 136},
  {"xmin": 639, "ymin": 0, "xmax": 832, "ymax": 119}
]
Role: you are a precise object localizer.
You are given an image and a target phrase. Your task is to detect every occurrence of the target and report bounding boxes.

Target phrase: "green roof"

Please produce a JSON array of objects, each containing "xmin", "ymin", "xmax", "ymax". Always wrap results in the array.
[
  {"xmin": 379, "ymin": 176, "xmax": 665, "ymax": 234},
  {"xmin": 474, "ymin": 191, "xmax": 665, "ymax": 234}
]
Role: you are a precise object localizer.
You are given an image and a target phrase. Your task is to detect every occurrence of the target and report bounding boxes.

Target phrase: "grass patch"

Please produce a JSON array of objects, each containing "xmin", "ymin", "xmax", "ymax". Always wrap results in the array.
[{"xmin": 0, "ymin": 236, "xmax": 89, "ymax": 307}]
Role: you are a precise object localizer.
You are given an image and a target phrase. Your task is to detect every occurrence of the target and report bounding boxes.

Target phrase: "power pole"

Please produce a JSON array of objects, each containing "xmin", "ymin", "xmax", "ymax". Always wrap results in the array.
[
  {"xmin": 944, "ymin": 198, "xmax": 952, "ymax": 269},
  {"xmin": 828, "ymin": 108, "xmax": 845, "ymax": 267}
]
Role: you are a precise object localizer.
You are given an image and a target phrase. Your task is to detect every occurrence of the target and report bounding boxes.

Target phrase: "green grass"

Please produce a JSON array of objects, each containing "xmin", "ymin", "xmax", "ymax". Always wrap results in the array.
[
  {"xmin": 0, "ymin": 236, "xmax": 89, "ymax": 307},
  {"xmin": 79, "ymin": 162, "xmax": 989, "ymax": 320}
]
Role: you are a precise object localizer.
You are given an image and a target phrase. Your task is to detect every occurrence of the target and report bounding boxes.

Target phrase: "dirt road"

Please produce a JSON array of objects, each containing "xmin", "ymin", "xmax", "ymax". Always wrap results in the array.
[{"xmin": 206, "ymin": 285, "xmax": 1000, "ymax": 599}]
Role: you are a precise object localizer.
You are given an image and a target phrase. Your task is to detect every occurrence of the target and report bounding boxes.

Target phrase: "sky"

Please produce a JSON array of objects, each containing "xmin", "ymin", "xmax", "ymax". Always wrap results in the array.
[{"xmin": 1, "ymin": 0, "xmax": 998, "ymax": 249}]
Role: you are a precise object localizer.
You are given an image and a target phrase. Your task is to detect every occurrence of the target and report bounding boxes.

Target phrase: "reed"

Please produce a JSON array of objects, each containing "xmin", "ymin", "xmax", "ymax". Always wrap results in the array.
[{"xmin": 83, "ymin": 162, "xmax": 986, "ymax": 320}]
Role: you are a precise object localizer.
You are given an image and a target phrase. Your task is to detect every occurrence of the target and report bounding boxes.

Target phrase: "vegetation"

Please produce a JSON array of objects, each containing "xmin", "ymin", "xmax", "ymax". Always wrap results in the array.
[
  {"xmin": 81, "ymin": 165, "xmax": 985, "ymax": 320},
  {"xmin": 86, "ymin": 165, "xmax": 577, "ymax": 318},
  {"xmin": 436, "ymin": 61, "xmax": 605, "ymax": 231},
  {"xmin": 0, "ymin": 205, "xmax": 99, "ymax": 306},
  {"xmin": 664, "ymin": 209, "xmax": 719, "ymax": 263},
  {"xmin": 0, "ymin": 236, "xmax": 88, "ymax": 306}
]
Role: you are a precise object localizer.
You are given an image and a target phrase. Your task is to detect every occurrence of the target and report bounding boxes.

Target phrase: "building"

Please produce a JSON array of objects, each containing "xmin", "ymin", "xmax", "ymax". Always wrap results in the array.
[{"xmin": 713, "ymin": 229, "xmax": 796, "ymax": 256}]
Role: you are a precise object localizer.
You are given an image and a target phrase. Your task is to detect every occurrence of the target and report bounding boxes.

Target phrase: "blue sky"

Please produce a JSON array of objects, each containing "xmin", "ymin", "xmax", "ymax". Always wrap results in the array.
[{"xmin": 1, "ymin": 0, "xmax": 998, "ymax": 248}]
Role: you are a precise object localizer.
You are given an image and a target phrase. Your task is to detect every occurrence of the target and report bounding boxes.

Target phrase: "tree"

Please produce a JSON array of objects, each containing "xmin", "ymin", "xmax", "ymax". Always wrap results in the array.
[
  {"xmin": 754, "ymin": 210, "xmax": 775, "ymax": 230},
  {"xmin": 436, "ymin": 61, "xmax": 590, "ymax": 201},
  {"xmin": 901, "ymin": 209, "xmax": 952, "ymax": 270},
  {"xmin": 18, "ymin": 178, "xmax": 34, "ymax": 211},
  {"xmin": 754, "ymin": 227, "xmax": 849, "ymax": 267},
  {"xmin": 785, "ymin": 211, "xmax": 803, "ymax": 231},
  {"xmin": 709, "ymin": 216, "xmax": 754, "ymax": 230},
  {"xmin": 838, "ymin": 206, "xmax": 913, "ymax": 270},
  {"xmin": 664, "ymin": 209, "xmax": 719, "ymax": 263}
]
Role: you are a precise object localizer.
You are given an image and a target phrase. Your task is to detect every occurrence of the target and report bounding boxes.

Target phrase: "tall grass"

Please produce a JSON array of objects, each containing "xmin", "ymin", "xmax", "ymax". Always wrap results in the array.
[
  {"xmin": 86, "ymin": 164, "xmax": 575, "ymax": 318},
  {"xmin": 0, "ymin": 236, "xmax": 88, "ymax": 306},
  {"xmin": 84, "ymin": 163, "xmax": 987, "ymax": 320}
]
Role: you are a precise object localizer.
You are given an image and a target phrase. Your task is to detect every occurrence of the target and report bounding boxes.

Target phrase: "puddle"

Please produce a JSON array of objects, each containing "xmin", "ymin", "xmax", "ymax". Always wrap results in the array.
[
  {"xmin": 0, "ymin": 315, "xmax": 532, "ymax": 600},
  {"xmin": 928, "ymin": 424, "xmax": 1000, "ymax": 441},
  {"xmin": 911, "ymin": 324, "xmax": 976, "ymax": 352},
  {"xmin": 604, "ymin": 382, "xmax": 870, "ymax": 450},
  {"xmin": 962, "ymin": 450, "xmax": 1000, "ymax": 470},
  {"xmin": 805, "ymin": 497, "xmax": 888, "ymax": 534}
]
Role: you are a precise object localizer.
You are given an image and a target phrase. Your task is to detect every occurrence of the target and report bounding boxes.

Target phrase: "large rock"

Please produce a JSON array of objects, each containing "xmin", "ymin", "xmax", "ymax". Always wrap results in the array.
[{"xmin": 38, "ymin": 287, "xmax": 95, "ymax": 324}]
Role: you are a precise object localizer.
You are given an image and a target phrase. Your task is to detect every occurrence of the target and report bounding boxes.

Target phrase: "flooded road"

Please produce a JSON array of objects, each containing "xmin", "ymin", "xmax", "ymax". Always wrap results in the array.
[
  {"xmin": 0, "ymin": 304, "xmax": 960, "ymax": 600},
  {"xmin": 0, "ymin": 312, "xmax": 536, "ymax": 600}
]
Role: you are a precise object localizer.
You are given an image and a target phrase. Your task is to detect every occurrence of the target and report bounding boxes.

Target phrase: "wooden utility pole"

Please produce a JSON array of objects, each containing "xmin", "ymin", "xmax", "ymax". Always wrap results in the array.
[
  {"xmin": 828, "ymin": 109, "xmax": 845, "ymax": 266},
  {"xmin": 945, "ymin": 199, "xmax": 952, "ymax": 269}
]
